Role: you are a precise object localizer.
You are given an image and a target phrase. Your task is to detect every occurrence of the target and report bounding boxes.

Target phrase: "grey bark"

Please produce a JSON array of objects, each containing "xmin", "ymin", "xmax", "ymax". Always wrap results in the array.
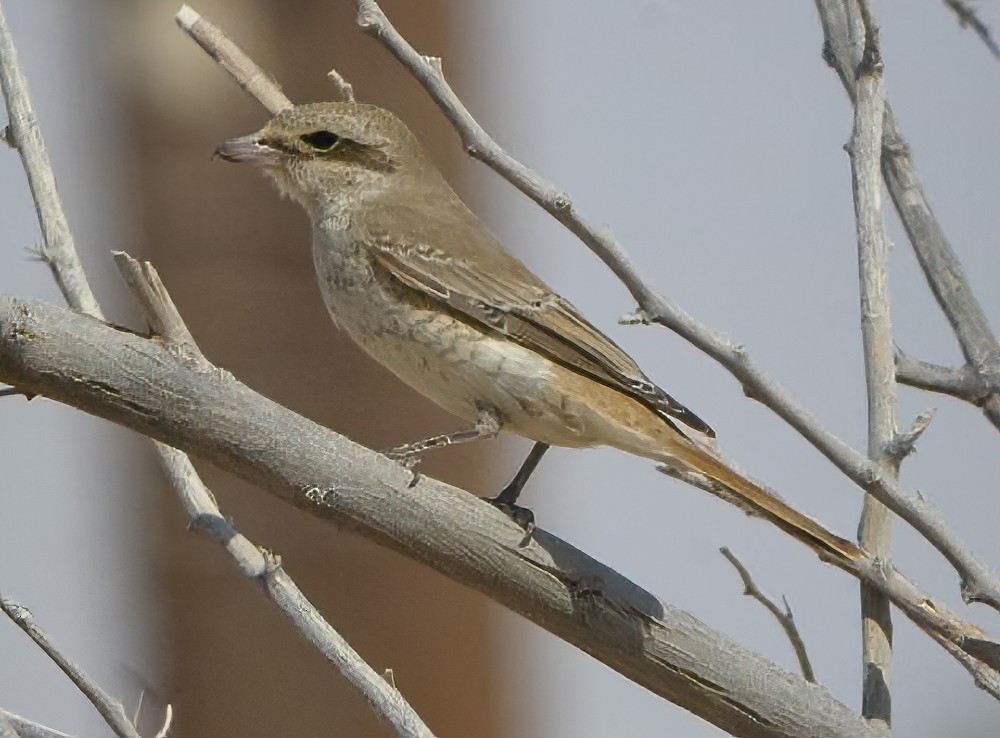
[{"xmin": 0, "ymin": 295, "xmax": 886, "ymax": 738}]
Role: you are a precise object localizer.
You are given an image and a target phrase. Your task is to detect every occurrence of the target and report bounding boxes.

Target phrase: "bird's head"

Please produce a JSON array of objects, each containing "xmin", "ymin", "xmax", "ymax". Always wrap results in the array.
[{"xmin": 216, "ymin": 102, "xmax": 425, "ymax": 217}]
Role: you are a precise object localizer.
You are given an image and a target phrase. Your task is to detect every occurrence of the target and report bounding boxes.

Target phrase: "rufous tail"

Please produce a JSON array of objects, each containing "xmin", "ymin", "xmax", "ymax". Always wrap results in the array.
[{"xmin": 669, "ymin": 441, "xmax": 863, "ymax": 564}]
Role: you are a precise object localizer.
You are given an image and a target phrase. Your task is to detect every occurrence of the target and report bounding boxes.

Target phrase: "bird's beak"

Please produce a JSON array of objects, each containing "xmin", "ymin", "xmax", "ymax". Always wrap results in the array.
[{"xmin": 214, "ymin": 134, "xmax": 281, "ymax": 166}]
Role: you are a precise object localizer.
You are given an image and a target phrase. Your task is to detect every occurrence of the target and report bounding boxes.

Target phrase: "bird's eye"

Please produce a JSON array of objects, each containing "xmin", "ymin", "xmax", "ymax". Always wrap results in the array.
[{"xmin": 301, "ymin": 130, "xmax": 341, "ymax": 151}]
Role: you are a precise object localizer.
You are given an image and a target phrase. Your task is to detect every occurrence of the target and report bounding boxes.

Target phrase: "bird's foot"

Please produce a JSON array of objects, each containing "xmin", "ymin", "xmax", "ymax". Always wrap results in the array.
[
  {"xmin": 382, "ymin": 445, "xmax": 424, "ymax": 469},
  {"xmin": 482, "ymin": 494, "xmax": 535, "ymax": 535}
]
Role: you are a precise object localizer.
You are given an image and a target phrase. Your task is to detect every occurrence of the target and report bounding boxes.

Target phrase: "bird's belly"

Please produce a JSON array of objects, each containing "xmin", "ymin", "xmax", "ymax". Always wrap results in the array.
[
  {"xmin": 312, "ymin": 236, "xmax": 667, "ymax": 453},
  {"xmin": 325, "ymin": 287, "xmax": 622, "ymax": 447}
]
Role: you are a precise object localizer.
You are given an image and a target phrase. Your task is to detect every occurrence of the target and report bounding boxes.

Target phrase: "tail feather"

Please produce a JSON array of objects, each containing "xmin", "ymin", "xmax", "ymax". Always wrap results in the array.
[{"xmin": 669, "ymin": 441, "xmax": 863, "ymax": 563}]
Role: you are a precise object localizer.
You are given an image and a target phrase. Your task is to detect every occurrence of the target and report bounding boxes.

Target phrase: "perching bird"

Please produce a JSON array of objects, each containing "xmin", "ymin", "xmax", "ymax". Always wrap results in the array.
[{"xmin": 216, "ymin": 101, "xmax": 857, "ymax": 558}]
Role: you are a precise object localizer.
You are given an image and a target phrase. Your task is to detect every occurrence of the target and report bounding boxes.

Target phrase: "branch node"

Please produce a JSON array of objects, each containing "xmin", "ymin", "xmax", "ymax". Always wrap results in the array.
[
  {"xmin": 1, "ymin": 123, "xmax": 12, "ymax": 148},
  {"xmin": 382, "ymin": 668, "xmax": 396, "ymax": 688},
  {"xmin": 421, "ymin": 55, "xmax": 443, "ymax": 76},
  {"xmin": 888, "ymin": 408, "xmax": 936, "ymax": 460},
  {"xmin": 25, "ymin": 242, "xmax": 47, "ymax": 264},
  {"xmin": 258, "ymin": 547, "xmax": 282, "ymax": 575},
  {"xmin": 326, "ymin": 68, "xmax": 356, "ymax": 102},
  {"xmin": 618, "ymin": 309, "xmax": 651, "ymax": 326},
  {"xmin": 549, "ymin": 192, "xmax": 573, "ymax": 213},
  {"xmin": 358, "ymin": 11, "xmax": 380, "ymax": 34}
]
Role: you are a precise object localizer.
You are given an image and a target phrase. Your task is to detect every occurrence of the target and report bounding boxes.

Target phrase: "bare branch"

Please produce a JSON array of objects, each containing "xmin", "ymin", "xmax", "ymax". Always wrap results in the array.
[
  {"xmin": 817, "ymin": 0, "xmax": 1000, "ymax": 432},
  {"xmin": 0, "ymin": 296, "xmax": 915, "ymax": 737},
  {"xmin": 112, "ymin": 252, "xmax": 435, "ymax": 738},
  {"xmin": 847, "ymin": 6, "xmax": 894, "ymax": 724},
  {"xmin": 0, "ymin": 598, "xmax": 142, "ymax": 738},
  {"xmin": 896, "ymin": 352, "xmax": 995, "ymax": 404},
  {"xmin": 3, "ymin": 296, "xmax": 1000, "ymax": 712},
  {"xmin": 720, "ymin": 548, "xmax": 816, "ymax": 683},
  {"xmin": 944, "ymin": 0, "xmax": 1000, "ymax": 60},
  {"xmin": 174, "ymin": 5, "xmax": 291, "ymax": 115},
  {"xmin": 0, "ymin": 710, "xmax": 72, "ymax": 738},
  {"xmin": 0, "ymin": 5, "xmax": 102, "ymax": 318},
  {"xmin": 932, "ymin": 633, "xmax": 1000, "ymax": 702},
  {"xmin": 0, "ymin": 714, "xmax": 16, "ymax": 738},
  {"xmin": 347, "ymin": 0, "xmax": 1000, "ymax": 613}
]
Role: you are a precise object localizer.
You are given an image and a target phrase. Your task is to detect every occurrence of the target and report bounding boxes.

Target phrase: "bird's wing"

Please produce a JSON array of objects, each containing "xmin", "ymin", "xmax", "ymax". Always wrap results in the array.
[{"xmin": 360, "ymin": 203, "xmax": 715, "ymax": 438}]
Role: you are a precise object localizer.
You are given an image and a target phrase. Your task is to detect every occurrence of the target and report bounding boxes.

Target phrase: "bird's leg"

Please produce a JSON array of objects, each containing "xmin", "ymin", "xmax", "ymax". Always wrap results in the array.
[
  {"xmin": 484, "ymin": 442, "xmax": 549, "ymax": 531},
  {"xmin": 383, "ymin": 408, "xmax": 501, "ymax": 466}
]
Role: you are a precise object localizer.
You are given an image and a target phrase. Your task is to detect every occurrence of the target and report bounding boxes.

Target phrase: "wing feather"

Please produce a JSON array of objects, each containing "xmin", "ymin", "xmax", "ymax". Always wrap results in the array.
[{"xmin": 361, "ymin": 203, "xmax": 715, "ymax": 438}]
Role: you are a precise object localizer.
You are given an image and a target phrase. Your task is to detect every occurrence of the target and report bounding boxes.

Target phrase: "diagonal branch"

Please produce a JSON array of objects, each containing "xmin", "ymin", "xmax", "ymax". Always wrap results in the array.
[
  {"xmin": 0, "ymin": 598, "xmax": 142, "ymax": 738},
  {"xmin": 943, "ymin": 0, "xmax": 1000, "ymax": 60},
  {"xmin": 113, "ymin": 252, "xmax": 436, "ymax": 738},
  {"xmin": 0, "ymin": 710, "xmax": 72, "ymax": 738},
  {"xmin": 174, "ymin": 4, "xmax": 291, "ymax": 114},
  {"xmin": 0, "ymin": 297, "xmax": 888, "ymax": 738},
  {"xmin": 720, "ymin": 548, "xmax": 816, "ymax": 683},
  {"xmin": 0, "ymin": 5, "xmax": 101, "ymax": 318},
  {"xmin": 344, "ymin": 0, "xmax": 1000, "ymax": 613},
  {"xmin": 3, "ymin": 294, "xmax": 1000, "ymax": 706},
  {"xmin": 2, "ymin": 6, "xmax": 431, "ymax": 737}
]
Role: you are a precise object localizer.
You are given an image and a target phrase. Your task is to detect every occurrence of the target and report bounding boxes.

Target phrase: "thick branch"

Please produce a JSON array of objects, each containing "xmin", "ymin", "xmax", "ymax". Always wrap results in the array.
[
  {"xmin": 349, "ymin": 0, "xmax": 1000, "ymax": 613},
  {"xmin": 0, "ymin": 711, "xmax": 72, "ymax": 738},
  {"xmin": 816, "ymin": 0, "xmax": 1000, "ymax": 432},
  {"xmin": 0, "ymin": 296, "xmax": 925, "ymax": 738},
  {"xmin": 847, "ymin": 13, "xmax": 894, "ymax": 724},
  {"xmin": 113, "ymin": 252, "xmax": 435, "ymax": 738},
  {"xmin": 0, "ymin": 598, "xmax": 141, "ymax": 738},
  {"xmin": 3, "ymin": 295, "xmax": 1000, "ymax": 710}
]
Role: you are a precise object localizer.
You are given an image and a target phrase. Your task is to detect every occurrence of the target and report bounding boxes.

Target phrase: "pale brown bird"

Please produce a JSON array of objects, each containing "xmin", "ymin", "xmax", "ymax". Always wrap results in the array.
[{"xmin": 216, "ymin": 102, "xmax": 857, "ymax": 558}]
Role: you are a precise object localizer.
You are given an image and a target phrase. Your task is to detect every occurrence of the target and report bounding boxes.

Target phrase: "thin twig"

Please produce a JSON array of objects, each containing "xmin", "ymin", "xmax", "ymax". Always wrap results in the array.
[
  {"xmin": 720, "ymin": 548, "xmax": 816, "ymax": 683},
  {"xmin": 113, "ymin": 253, "xmax": 436, "ymax": 738},
  {"xmin": 944, "ymin": 0, "xmax": 1000, "ymax": 60},
  {"xmin": 0, "ymin": 5, "xmax": 101, "ymax": 318},
  {"xmin": 848, "ymin": 6, "xmax": 894, "ymax": 725},
  {"xmin": 0, "ymin": 598, "xmax": 142, "ymax": 738},
  {"xmin": 349, "ymin": 0, "xmax": 1000, "ymax": 613},
  {"xmin": 174, "ymin": 5, "xmax": 291, "ymax": 114}
]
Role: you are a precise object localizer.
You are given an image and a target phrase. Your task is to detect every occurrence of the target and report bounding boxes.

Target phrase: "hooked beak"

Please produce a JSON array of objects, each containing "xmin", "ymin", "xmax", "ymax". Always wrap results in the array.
[{"xmin": 214, "ymin": 134, "xmax": 281, "ymax": 166}]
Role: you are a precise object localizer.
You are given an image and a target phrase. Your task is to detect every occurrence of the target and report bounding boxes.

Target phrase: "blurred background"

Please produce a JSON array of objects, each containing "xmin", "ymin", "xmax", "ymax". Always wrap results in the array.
[{"xmin": 1, "ymin": 1, "xmax": 999, "ymax": 735}]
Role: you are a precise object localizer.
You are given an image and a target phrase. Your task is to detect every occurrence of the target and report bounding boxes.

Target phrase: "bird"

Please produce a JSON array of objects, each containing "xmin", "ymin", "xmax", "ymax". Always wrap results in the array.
[{"xmin": 215, "ymin": 101, "xmax": 858, "ymax": 559}]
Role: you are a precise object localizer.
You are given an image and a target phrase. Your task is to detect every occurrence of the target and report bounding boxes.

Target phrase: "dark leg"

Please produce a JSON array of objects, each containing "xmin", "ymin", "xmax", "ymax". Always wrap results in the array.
[
  {"xmin": 485, "ymin": 442, "xmax": 549, "ymax": 530},
  {"xmin": 384, "ymin": 409, "xmax": 501, "ymax": 466}
]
